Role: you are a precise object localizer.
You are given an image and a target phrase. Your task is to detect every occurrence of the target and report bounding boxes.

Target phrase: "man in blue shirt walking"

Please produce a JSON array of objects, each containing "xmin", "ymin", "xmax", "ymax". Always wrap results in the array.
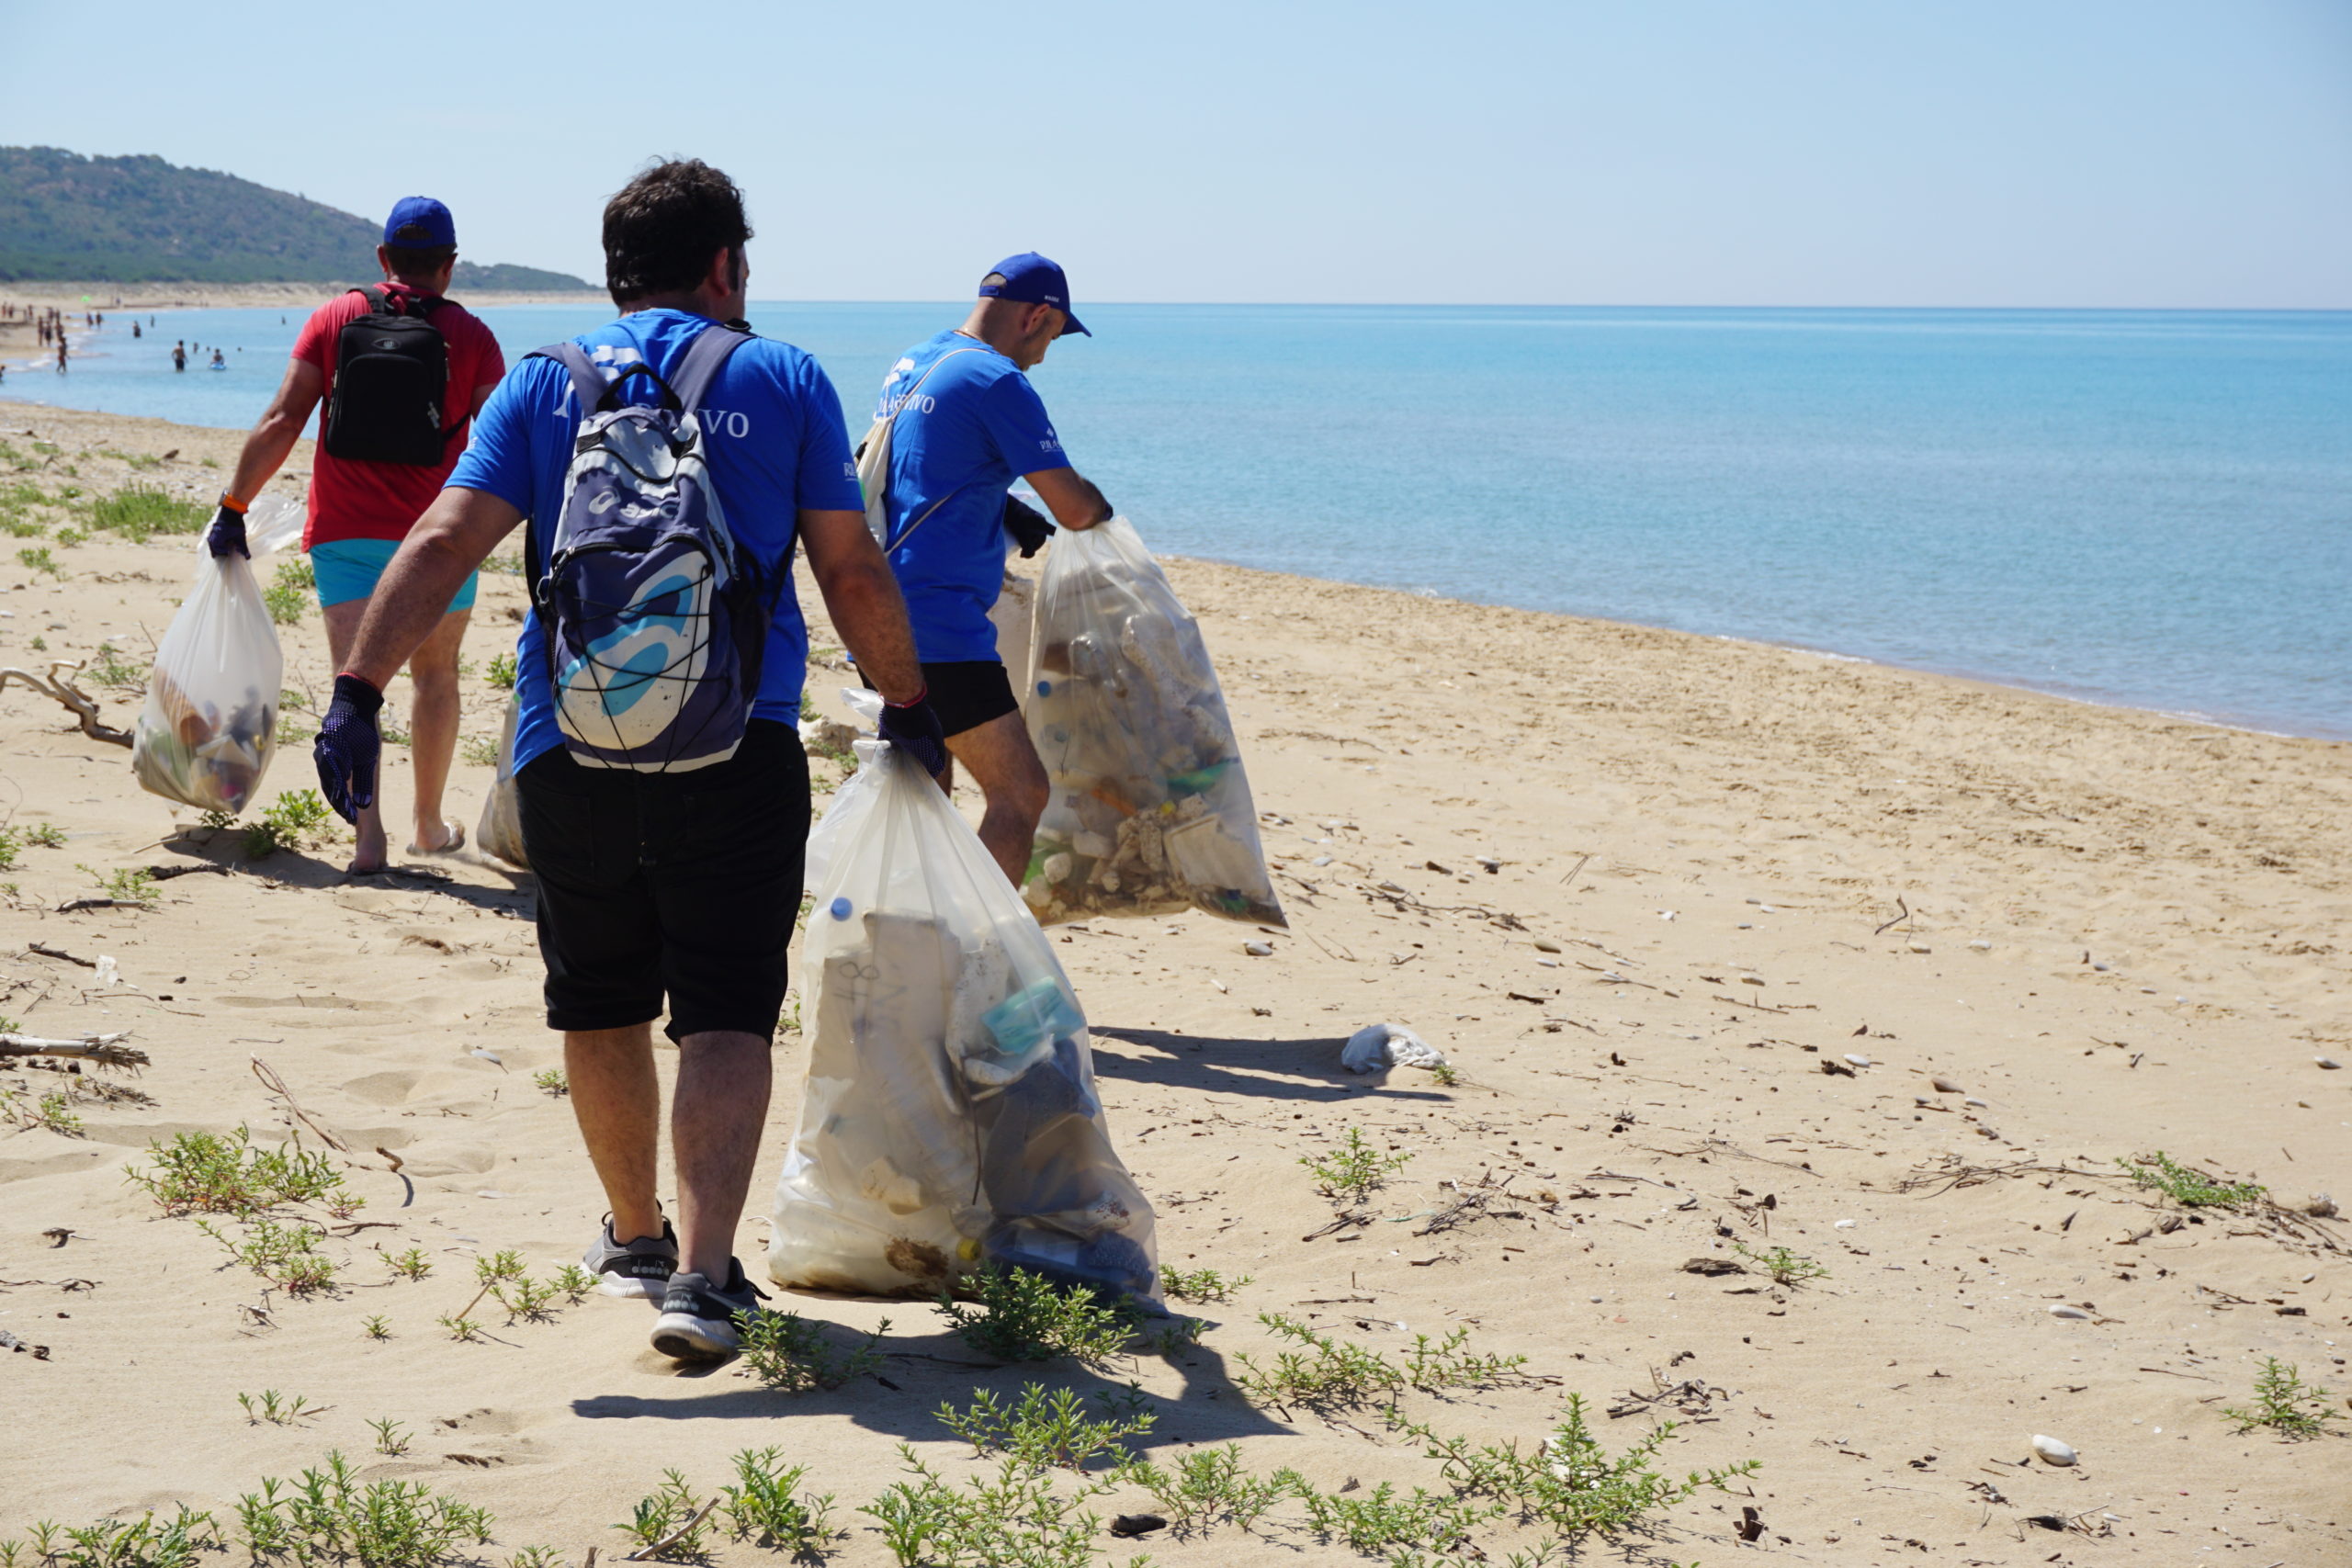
[
  {"xmin": 310, "ymin": 160, "xmax": 944, "ymax": 1363},
  {"xmin": 872, "ymin": 254, "xmax": 1114, "ymax": 882}
]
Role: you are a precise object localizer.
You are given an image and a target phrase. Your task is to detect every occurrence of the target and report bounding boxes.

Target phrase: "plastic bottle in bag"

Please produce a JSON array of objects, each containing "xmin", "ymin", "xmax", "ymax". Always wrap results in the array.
[
  {"xmin": 474, "ymin": 693, "xmax": 528, "ymax": 869},
  {"xmin": 131, "ymin": 539, "xmax": 281, "ymax": 816},
  {"xmin": 769, "ymin": 693, "xmax": 1160, "ymax": 1304},
  {"xmin": 1022, "ymin": 516, "xmax": 1283, "ymax": 927}
]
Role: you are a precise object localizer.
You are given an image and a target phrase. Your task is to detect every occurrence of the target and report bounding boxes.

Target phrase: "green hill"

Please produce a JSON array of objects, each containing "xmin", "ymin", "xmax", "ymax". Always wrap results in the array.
[{"xmin": 0, "ymin": 146, "xmax": 591, "ymax": 289}]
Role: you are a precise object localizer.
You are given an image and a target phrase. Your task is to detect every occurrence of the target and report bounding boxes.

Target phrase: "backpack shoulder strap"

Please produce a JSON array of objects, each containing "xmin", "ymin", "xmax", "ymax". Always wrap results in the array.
[
  {"xmin": 527, "ymin": 342, "xmax": 610, "ymax": 421},
  {"xmin": 668, "ymin": 323, "xmax": 752, "ymax": 413}
]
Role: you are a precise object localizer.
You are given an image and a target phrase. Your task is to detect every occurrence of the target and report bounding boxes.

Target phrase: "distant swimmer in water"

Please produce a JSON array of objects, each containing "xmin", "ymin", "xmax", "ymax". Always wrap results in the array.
[
  {"xmin": 57, "ymin": 338, "xmax": 69, "ymax": 374},
  {"xmin": 173, "ymin": 342, "xmax": 187, "ymax": 371},
  {"xmin": 209, "ymin": 348, "xmax": 227, "ymax": 370},
  {"xmin": 133, "ymin": 321, "xmax": 142, "ymax": 338}
]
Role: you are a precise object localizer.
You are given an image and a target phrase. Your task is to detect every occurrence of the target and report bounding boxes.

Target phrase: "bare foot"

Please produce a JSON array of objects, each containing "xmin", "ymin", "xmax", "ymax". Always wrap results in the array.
[{"xmin": 408, "ymin": 819, "xmax": 467, "ymax": 857}]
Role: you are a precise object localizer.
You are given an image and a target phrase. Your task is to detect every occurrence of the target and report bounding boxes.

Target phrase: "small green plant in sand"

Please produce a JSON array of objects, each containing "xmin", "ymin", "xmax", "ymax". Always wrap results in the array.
[
  {"xmin": 198, "ymin": 1216, "xmax": 335, "ymax": 1293},
  {"xmin": 458, "ymin": 733, "xmax": 501, "ymax": 768},
  {"xmin": 386, "ymin": 1247, "xmax": 434, "ymax": 1281},
  {"xmin": 615, "ymin": 1470, "xmax": 710, "ymax": 1561},
  {"xmin": 936, "ymin": 1266, "xmax": 1137, "ymax": 1366},
  {"xmin": 1301, "ymin": 1126, "xmax": 1412, "ymax": 1203},
  {"xmin": 491, "ymin": 1274, "xmax": 562, "ymax": 1323},
  {"xmin": 369, "ymin": 1418, "xmax": 412, "ymax": 1457},
  {"xmin": 485, "ymin": 650, "xmax": 517, "ymax": 690},
  {"xmin": 85, "ymin": 642, "xmax": 142, "ymax": 690},
  {"xmin": 717, "ymin": 1447, "xmax": 838, "ymax": 1555},
  {"xmin": 0, "ymin": 1086, "xmax": 85, "ymax": 1137},
  {"xmin": 505, "ymin": 1551, "xmax": 562, "ymax": 1568},
  {"xmin": 238, "ymin": 1389, "xmax": 324, "ymax": 1426},
  {"xmin": 438, "ymin": 1314, "xmax": 484, "ymax": 1343},
  {"xmin": 937, "ymin": 1382, "xmax": 1155, "ymax": 1472},
  {"xmin": 1733, "ymin": 1242, "xmax": 1828, "ymax": 1288},
  {"xmin": 244, "ymin": 790, "xmax": 333, "ymax": 860},
  {"xmin": 362, "ymin": 1314, "xmax": 391, "ymax": 1340},
  {"xmin": 481, "ymin": 552, "xmax": 526, "ymax": 577},
  {"xmin": 87, "ymin": 483, "xmax": 205, "ymax": 543},
  {"xmin": 1119, "ymin": 1442, "xmax": 1305, "ymax": 1536},
  {"xmin": 79, "ymin": 863, "xmax": 157, "ymax": 905},
  {"xmin": 2222, "ymin": 1357, "xmax": 2339, "ymax": 1439},
  {"xmin": 237, "ymin": 1450, "xmax": 492, "ymax": 1568},
  {"xmin": 531, "ymin": 1067, "xmax": 569, "ymax": 1098},
  {"xmin": 127, "ymin": 1125, "xmax": 356, "ymax": 1217},
  {"xmin": 1298, "ymin": 1479, "xmax": 1494, "ymax": 1562},
  {"xmin": 1233, "ymin": 1314, "xmax": 1528, "ymax": 1416},
  {"xmin": 552, "ymin": 1264, "xmax": 595, "ymax": 1301},
  {"xmin": 264, "ymin": 559, "xmax": 313, "ymax": 626},
  {"xmin": 474, "ymin": 1249, "xmax": 526, "ymax": 1286},
  {"xmin": 1398, "ymin": 1393, "xmax": 1763, "ymax": 1542},
  {"xmin": 24, "ymin": 823, "xmax": 67, "ymax": 850},
  {"xmin": 18, "ymin": 545, "xmax": 64, "ymax": 578},
  {"xmin": 736, "ymin": 1309, "xmax": 888, "ymax": 1393},
  {"xmin": 0, "ymin": 827, "xmax": 20, "ymax": 872},
  {"xmin": 1159, "ymin": 1264, "xmax": 1252, "ymax": 1303},
  {"xmin": 861, "ymin": 1431, "xmax": 1152, "ymax": 1568},
  {"xmin": 2120, "ymin": 1150, "xmax": 2267, "ymax": 1210},
  {"xmin": 54, "ymin": 526, "xmax": 89, "ymax": 548},
  {"xmin": 0, "ymin": 1506, "xmax": 220, "ymax": 1568}
]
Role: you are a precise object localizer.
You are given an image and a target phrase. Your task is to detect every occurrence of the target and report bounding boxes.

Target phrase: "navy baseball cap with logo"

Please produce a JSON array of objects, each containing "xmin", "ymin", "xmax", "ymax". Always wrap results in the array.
[
  {"xmin": 978, "ymin": 253, "xmax": 1090, "ymax": 336},
  {"xmin": 383, "ymin": 197, "xmax": 457, "ymax": 249}
]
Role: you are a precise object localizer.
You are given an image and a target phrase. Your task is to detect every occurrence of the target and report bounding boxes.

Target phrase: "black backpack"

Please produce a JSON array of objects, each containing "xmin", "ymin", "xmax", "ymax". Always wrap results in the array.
[{"xmin": 322, "ymin": 286, "xmax": 463, "ymax": 466}]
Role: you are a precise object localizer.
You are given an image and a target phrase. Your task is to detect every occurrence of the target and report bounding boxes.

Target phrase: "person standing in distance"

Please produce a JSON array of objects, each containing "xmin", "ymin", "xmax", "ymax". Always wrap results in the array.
[
  {"xmin": 203, "ymin": 197, "xmax": 504, "ymax": 873},
  {"xmin": 311, "ymin": 159, "xmax": 944, "ymax": 1363},
  {"xmin": 871, "ymin": 254, "xmax": 1114, "ymax": 884}
]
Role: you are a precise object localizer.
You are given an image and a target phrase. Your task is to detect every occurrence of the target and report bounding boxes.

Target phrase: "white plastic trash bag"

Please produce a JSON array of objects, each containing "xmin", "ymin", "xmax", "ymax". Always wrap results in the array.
[
  {"xmin": 771, "ymin": 693, "xmax": 1159, "ymax": 1304},
  {"xmin": 132, "ymin": 539, "xmax": 281, "ymax": 815},
  {"xmin": 475, "ymin": 694, "xmax": 528, "ymax": 869},
  {"xmin": 1023, "ymin": 516, "xmax": 1283, "ymax": 927},
  {"xmin": 244, "ymin": 494, "xmax": 305, "ymax": 557}
]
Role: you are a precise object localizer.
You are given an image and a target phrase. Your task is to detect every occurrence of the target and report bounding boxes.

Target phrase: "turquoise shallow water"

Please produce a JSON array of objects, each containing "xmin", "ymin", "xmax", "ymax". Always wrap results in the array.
[{"xmin": 14, "ymin": 302, "xmax": 2351, "ymax": 739}]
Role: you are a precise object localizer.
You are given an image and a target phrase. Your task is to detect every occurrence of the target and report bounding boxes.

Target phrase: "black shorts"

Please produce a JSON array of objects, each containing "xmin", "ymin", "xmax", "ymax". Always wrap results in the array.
[
  {"xmin": 515, "ymin": 720, "xmax": 810, "ymax": 1043},
  {"xmin": 882, "ymin": 660, "xmax": 1021, "ymax": 739}
]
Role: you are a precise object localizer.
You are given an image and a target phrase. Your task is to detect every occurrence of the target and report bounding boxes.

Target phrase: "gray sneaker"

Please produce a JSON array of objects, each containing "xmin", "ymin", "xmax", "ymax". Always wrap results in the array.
[
  {"xmin": 583, "ymin": 1216, "xmax": 677, "ymax": 1300},
  {"xmin": 650, "ymin": 1258, "xmax": 766, "ymax": 1361}
]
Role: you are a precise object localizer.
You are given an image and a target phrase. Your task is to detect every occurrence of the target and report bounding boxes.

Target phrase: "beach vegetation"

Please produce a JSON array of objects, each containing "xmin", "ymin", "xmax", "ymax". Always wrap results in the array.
[
  {"xmin": 0, "ymin": 1506, "xmax": 220, "ymax": 1568},
  {"xmin": 936, "ymin": 1266, "xmax": 1137, "ymax": 1366},
  {"xmin": 438, "ymin": 1314, "xmax": 484, "ymax": 1342},
  {"xmin": 736, "ymin": 1309, "xmax": 888, "ymax": 1393},
  {"xmin": 485, "ymin": 651, "xmax": 516, "ymax": 690},
  {"xmin": 2120, "ymin": 1150, "xmax": 2266, "ymax": 1209},
  {"xmin": 264, "ymin": 560, "xmax": 312, "ymax": 626},
  {"xmin": 87, "ymin": 484, "xmax": 204, "ymax": 544},
  {"xmin": 18, "ymin": 546, "xmax": 64, "ymax": 578},
  {"xmin": 1734, "ymin": 1242, "xmax": 1828, "ymax": 1287},
  {"xmin": 1159, "ymin": 1264, "xmax": 1251, "ymax": 1303},
  {"xmin": 237, "ymin": 1390, "xmax": 324, "ymax": 1426},
  {"xmin": 368, "ymin": 1418, "xmax": 411, "ymax": 1457},
  {"xmin": 2222, "ymin": 1357, "xmax": 2339, "ymax": 1438},
  {"xmin": 458, "ymin": 733, "xmax": 500, "ymax": 768},
  {"xmin": 937, "ymin": 1382, "xmax": 1155, "ymax": 1472},
  {"xmin": 197, "ymin": 1216, "xmax": 335, "ymax": 1293},
  {"xmin": 1233, "ymin": 1314, "xmax": 1528, "ymax": 1416},
  {"xmin": 531, "ymin": 1067, "xmax": 569, "ymax": 1097},
  {"xmin": 385, "ymin": 1247, "xmax": 433, "ymax": 1281},
  {"xmin": 1119, "ymin": 1443, "xmax": 1304, "ymax": 1535},
  {"xmin": 718, "ymin": 1447, "xmax": 837, "ymax": 1555},
  {"xmin": 245, "ymin": 790, "xmax": 332, "ymax": 859},
  {"xmin": 860, "ymin": 1440, "xmax": 1143, "ymax": 1568},
  {"xmin": 85, "ymin": 641, "xmax": 143, "ymax": 689},
  {"xmin": 55, "ymin": 526, "xmax": 88, "ymax": 549},
  {"xmin": 0, "ymin": 1085, "xmax": 86, "ymax": 1137},
  {"xmin": 236, "ymin": 1451, "xmax": 492, "ymax": 1568},
  {"xmin": 615, "ymin": 1471, "xmax": 710, "ymax": 1561},
  {"xmin": 127, "ymin": 1125, "xmax": 355, "ymax": 1216},
  {"xmin": 361, "ymin": 1314, "xmax": 390, "ymax": 1340},
  {"xmin": 1301, "ymin": 1126, "xmax": 1411, "ymax": 1203},
  {"xmin": 552, "ymin": 1264, "xmax": 595, "ymax": 1300}
]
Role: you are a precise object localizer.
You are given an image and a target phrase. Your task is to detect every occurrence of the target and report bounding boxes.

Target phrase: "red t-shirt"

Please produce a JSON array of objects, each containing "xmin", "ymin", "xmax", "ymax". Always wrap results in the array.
[{"xmin": 293, "ymin": 286, "xmax": 506, "ymax": 547}]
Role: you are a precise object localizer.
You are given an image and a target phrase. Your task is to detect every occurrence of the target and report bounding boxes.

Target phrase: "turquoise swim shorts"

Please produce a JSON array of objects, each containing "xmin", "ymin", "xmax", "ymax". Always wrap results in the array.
[{"xmin": 310, "ymin": 538, "xmax": 478, "ymax": 614}]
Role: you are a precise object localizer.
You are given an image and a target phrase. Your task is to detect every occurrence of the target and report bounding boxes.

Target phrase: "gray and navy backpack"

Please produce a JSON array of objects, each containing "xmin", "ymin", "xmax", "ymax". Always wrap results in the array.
[{"xmin": 526, "ymin": 324, "xmax": 768, "ymax": 773}]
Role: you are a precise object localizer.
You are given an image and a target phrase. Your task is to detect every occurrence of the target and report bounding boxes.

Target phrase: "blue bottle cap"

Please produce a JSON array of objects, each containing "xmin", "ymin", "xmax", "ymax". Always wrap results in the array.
[
  {"xmin": 1035, "ymin": 680, "xmax": 1052, "ymax": 697},
  {"xmin": 829, "ymin": 897, "xmax": 852, "ymax": 920}
]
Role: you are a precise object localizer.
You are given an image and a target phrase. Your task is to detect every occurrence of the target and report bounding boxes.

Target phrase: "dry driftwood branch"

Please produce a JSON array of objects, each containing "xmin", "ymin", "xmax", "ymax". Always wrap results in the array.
[
  {"xmin": 251, "ymin": 1056, "xmax": 350, "ymax": 1152},
  {"xmin": 621, "ymin": 1501, "xmax": 714, "ymax": 1562},
  {"xmin": 147, "ymin": 863, "xmax": 230, "ymax": 882},
  {"xmin": 26, "ymin": 942, "xmax": 96, "ymax": 967},
  {"xmin": 0, "ymin": 661, "xmax": 131, "ymax": 747},
  {"xmin": 0, "ymin": 1032, "xmax": 148, "ymax": 1067}
]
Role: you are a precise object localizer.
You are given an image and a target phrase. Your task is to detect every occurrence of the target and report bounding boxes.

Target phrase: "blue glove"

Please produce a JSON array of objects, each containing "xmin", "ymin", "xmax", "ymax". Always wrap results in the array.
[
  {"xmin": 1002, "ymin": 494, "xmax": 1055, "ymax": 558},
  {"xmin": 313, "ymin": 673, "xmax": 384, "ymax": 822},
  {"xmin": 877, "ymin": 690, "xmax": 949, "ymax": 779},
  {"xmin": 206, "ymin": 503, "xmax": 249, "ymax": 559}
]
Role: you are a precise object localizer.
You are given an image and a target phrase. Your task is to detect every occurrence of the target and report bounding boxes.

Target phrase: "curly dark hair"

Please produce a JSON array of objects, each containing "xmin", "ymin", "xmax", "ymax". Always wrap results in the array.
[{"xmin": 603, "ymin": 159, "xmax": 752, "ymax": 305}]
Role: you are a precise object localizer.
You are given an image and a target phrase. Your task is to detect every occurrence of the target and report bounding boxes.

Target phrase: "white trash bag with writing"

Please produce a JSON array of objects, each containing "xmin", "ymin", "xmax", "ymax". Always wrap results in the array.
[
  {"xmin": 1022, "ymin": 516, "xmax": 1283, "ymax": 927},
  {"xmin": 475, "ymin": 694, "xmax": 529, "ymax": 870},
  {"xmin": 770, "ymin": 693, "xmax": 1159, "ymax": 1304},
  {"xmin": 132, "ymin": 538, "xmax": 280, "ymax": 816}
]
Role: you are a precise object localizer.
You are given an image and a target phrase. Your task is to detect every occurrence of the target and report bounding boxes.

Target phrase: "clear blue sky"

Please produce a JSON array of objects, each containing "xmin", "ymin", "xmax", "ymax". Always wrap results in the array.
[{"xmin": 7, "ymin": 0, "xmax": 2348, "ymax": 308}]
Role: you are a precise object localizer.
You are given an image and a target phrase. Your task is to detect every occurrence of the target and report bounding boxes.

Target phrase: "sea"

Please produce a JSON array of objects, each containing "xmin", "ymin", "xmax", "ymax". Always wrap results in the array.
[{"xmin": 12, "ymin": 302, "xmax": 2350, "ymax": 739}]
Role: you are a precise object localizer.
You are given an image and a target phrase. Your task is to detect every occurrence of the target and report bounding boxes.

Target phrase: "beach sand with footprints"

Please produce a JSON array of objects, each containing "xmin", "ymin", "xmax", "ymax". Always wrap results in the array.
[{"xmin": 1, "ymin": 399, "xmax": 2347, "ymax": 1563}]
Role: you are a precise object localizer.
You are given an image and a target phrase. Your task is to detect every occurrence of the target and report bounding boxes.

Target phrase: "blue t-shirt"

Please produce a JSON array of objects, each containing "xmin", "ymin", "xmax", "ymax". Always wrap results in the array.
[
  {"xmin": 875, "ymin": 330, "xmax": 1073, "ymax": 663},
  {"xmin": 448, "ymin": 310, "xmax": 863, "ymax": 771}
]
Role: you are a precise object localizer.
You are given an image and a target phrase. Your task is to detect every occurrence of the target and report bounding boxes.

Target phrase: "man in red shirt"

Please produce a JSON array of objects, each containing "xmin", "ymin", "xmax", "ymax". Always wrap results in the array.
[{"xmin": 206, "ymin": 197, "xmax": 505, "ymax": 874}]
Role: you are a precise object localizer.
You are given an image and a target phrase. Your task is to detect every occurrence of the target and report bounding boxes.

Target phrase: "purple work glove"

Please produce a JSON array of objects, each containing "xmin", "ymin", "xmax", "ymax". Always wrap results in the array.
[
  {"xmin": 313, "ymin": 673, "xmax": 384, "ymax": 823},
  {"xmin": 205, "ymin": 503, "xmax": 249, "ymax": 559},
  {"xmin": 877, "ymin": 689, "xmax": 949, "ymax": 779}
]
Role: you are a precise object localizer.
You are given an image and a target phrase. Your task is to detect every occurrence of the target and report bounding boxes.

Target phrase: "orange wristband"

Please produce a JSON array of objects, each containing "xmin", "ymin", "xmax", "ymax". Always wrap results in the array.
[{"xmin": 218, "ymin": 491, "xmax": 250, "ymax": 514}]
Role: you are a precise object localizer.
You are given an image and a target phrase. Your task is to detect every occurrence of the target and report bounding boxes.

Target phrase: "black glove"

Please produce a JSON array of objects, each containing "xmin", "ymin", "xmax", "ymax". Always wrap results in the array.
[
  {"xmin": 206, "ymin": 503, "xmax": 249, "ymax": 559},
  {"xmin": 313, "ymin": 673, "xmax": 385, "ymax": 823},
  {"xmin": 877, "ymin": 690, "xmax": 950, "ymax": 779},
  {"xmin": 1003, "ymin": 494, "xmax": 1056, "ymax": 558}
]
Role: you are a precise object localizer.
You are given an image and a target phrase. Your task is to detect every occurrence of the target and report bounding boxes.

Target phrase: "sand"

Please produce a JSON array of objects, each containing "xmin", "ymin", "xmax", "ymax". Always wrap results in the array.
[{"xmin": 1, "ymin": 400, "xmax": 2346, "ymax": 1564}]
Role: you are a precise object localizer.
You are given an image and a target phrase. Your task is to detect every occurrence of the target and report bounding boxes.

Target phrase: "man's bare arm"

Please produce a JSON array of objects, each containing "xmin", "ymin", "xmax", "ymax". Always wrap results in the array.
[
  {"xmin": 344, "ymin": 487, "xmax": 523, "ymax": 686},
  {"xmin": 798, "ymin": 508, "xmax": 926, "ymax": 702},
  {"xmin": 227, "ymin": 360, "xmax": 325, "ymax": 502},
  {"xmin": 1024, "ymin": 467, "xmax": 1112, "ymax": 532}
]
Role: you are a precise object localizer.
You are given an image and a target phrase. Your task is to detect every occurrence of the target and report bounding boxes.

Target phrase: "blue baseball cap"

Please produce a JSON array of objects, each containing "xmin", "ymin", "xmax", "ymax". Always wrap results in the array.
[
  {"xmin": 383, "ymin": 197, "xmax": 457, "ymax": 249},
  {"xmin": 978, "ymin": 253, "xmax": 1089, "ymax": 337}
]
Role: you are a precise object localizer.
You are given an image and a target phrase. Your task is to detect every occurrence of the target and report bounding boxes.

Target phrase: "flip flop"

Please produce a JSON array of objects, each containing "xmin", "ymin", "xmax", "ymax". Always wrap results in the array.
[{"xmin": 406, "ymin": 820, "xmax": 468, "ymax": 858}]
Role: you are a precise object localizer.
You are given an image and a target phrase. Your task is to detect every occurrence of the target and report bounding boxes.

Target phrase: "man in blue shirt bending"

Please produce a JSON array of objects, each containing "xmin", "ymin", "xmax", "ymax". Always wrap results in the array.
[
  {"xmin": 310, "ymin": 160, "xmax": 944, "ymax": 1364},
  {"xmin": 873, "ymin": 254, "xmax": 1114, "ymax": 882}
]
